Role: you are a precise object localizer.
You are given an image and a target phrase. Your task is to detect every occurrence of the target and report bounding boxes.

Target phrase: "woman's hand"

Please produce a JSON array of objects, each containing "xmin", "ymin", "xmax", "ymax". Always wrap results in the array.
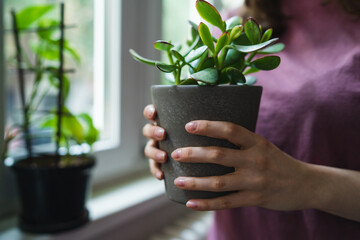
[
  {"xmin": 142, "ymin": 104, "xmax": 167, "ymax": 180},
  {"xmin": 172, "ymin": 120, "xmax": 319, "ymax": 211}
]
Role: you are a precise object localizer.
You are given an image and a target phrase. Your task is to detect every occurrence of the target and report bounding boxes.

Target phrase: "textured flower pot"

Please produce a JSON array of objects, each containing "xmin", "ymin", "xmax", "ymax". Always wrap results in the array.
[
  {"xmin": 11, "ymin": 155, "xmax": 95, "ymax": 233},
  {"xmin": 151, "ymin": 85, "xmax": 262, "ymax": 204}
]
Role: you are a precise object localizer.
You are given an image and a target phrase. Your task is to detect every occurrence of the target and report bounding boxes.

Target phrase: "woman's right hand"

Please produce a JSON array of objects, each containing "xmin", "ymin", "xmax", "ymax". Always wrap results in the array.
[{"xmin": 142, "ymin": 104, "xmax": 167, "ymax": 180}]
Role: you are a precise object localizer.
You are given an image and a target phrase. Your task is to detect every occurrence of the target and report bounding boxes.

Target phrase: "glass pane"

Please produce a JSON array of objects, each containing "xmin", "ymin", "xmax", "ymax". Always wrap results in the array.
[{"xmin": 3, "ymin": 0, "xmax": 96, "ymax": 156}]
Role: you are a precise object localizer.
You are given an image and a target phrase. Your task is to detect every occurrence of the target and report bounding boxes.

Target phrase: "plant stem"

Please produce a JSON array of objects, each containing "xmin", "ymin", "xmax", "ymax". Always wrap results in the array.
[
  {"xmin": 11, "ymin": 10, "xmax": 32, "ymax": 158},
  {"xmin": 241, "ymin": 52, "xmax": 257, "ymax": 73},
  {"xmin": 56, "ymin": 3, "xmax": 65, "ymax": 164}
]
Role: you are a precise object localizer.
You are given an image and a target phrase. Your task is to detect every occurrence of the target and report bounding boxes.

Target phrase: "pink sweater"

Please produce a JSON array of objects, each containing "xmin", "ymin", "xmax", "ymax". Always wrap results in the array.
[{"xmin": 208, "ymin": 0, "xmax": 360, "ymax": 239}]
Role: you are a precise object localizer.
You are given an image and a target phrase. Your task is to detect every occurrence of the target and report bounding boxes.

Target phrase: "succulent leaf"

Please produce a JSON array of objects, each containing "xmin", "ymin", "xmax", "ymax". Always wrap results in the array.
[
  {"xmin": 185, "ymin": 45, "xmax": 208, "ymax": 63},
  {"xmin": 245, "ymin": 75, "xmax": 257, "ymax": 85},
  {"xmin": 226, "ymin": 67, "xmax": 246, "ymax": 84},
  {"xmin": 258, "ymin": 43, "xmax": 285, "ymax": 54},
  {"xmin": 215, "ymin": 32, "xmax": 229, "ymax": 55},
  {"xmin": 154, "ymin": 40, "xmax": 174, "ymax": 51},
  {"xmin": 243, "ymin": 67, "xmax": 260, "ymax": 75},
  {"xmin": 129, "ymin": 49, "xmax": 156, "ymax": 66},
  {"xmin": 250, "ymin": 56, "xmax": 281, "ymax": 70},
  {"xmin": 244, "ymin": 18, "xmax": 261, "ymax": 44},
  {"xmin": 225, "ymin": 16, "xmax": 242, "ymax": 30},
  {"xmin": 261, "ymin": 28, "xmax": 273, "ymax": 43},
  {"xmin": 171, "ymin": 49, "xmax": 185, "ymax": 62},
  {"xmin": 230, "ymin": 25, "xmax": 243, "ymax": 42},
  {"xmin": 230, "ymin": 38, "xmax": 278, "ymax": 53},
  {"xmin": 190, "ymin": 68, "xmax": 218, "ymax": 85},
  {"xmin": 196, "ymin": 0, "xmax": 225, "ymax": 32},
  {"xmin": 156, "ymin": 62, "xmax": 177, "ymax": 73},
  {"xmin": 199, "ymin": 22, "xmax": 215, "ymax": 54}
]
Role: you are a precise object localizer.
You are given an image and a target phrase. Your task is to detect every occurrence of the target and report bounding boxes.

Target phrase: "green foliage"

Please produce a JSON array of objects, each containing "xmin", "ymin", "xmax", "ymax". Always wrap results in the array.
[
  {"xmin": 5, "ymin": 4, "xmax": 99, "ymax": 158},
  {"xmin": 129, "ymin": 0, "xmax": 284, "ymax": 86}
]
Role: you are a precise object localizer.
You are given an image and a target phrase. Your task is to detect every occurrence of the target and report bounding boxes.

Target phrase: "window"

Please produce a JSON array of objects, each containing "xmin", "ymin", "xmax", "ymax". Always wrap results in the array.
[{"xmin": 0, "ymin": 0, "xmax": 162, "ymax": 218}]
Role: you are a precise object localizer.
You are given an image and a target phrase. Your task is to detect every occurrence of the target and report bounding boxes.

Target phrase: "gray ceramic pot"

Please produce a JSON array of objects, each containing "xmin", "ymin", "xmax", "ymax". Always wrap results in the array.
[{"xmin": 151, "ymin": 85, "xmax": 262, "ymax": 204}]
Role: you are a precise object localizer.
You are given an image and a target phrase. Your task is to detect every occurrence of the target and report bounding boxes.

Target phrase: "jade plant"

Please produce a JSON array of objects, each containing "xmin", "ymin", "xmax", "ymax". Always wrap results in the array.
[{"xmin": 130, "ymin": 0, "xmax": 284, "ymax": 85}]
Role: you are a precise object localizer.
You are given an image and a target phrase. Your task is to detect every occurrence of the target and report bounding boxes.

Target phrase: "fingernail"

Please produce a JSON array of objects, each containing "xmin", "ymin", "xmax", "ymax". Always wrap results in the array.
[
  {"xmin": 172, "ymin": 149, "xmax": 181, "ymax": 159},
  {"xmin": 186, "ymin": 122, "xmax": 197, "ymax": 132},
  {"xmin": 156, "ymin": 172, "xmax": 163, "ymax": 179},
  {"xmin": 186, "ymin": 201, "xmax": 198, "ymax": 209},
  {"xmin": 174, "ymin": 178, "xmax": 185, "ymax": 187},
  {"xmin": 148, "ymin": 106, "xmax": 155, "ymax": 117},
  {"xmin": 155, "ymin": 128, "xmax": 164, "ymax": 138},
  {"xmin": 156, "ymin": 152, "xmax": 166, "ymax": 161}
]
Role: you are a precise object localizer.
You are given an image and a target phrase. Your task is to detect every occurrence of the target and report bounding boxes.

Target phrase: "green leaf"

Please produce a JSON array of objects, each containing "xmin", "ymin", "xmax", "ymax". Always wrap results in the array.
[
  {"xmin": 180, "ymin": 79, "xmax": 199, "ymax": 85},
  {"xmin": 198, "ymin": 22, "xmax": 215, "ymax": 54},
  {"xmin": 225, "ymin": 16, "xmax": 242, "ymax": 30},
  {"xmin": 225, "ymin": 67, "xmax": 246, "ymax": 84},
  {"xmin": 196, "ymin": 0, "xmax": 225, "ymax": 32},
  {"xmin": 243, "ymin": 67, "xmax": 260, "ymax": 75},
  {"xmin": 16, "ymin": 5, "xmax": 54, "ymax": 30},
  {"xmin": 215, "ymin": 32, "xmax": 229, "ymax": 55},
  {"xmin": 30, "ymin": 39, "xmax": 80, "ymax": 63},
  {"xmin": 223, "ymin": 49, "xmax": 245, "ymax": 68},
  {"xmin": 185, "ymin": 45, "xmax": 208, "ymax": 63},
  {"xmin": 245, "ymin": 75, "xmax": 257, "ymax": 85},
  {"xmin": 188, "ymin": 20, "xmax": 199, "ymax": 32},
  {"xmin": 129, "ymin": 49, "xmax": 156, "ymax": 66},
  {"xmin": 156, "ymin": 62, "xmax": 177, "ymax": 73},
  {"xmin": 230, "ymin": 38, "xmax": 278, "ymax": 53},
  {"xmin": 229, "ymin": 25, "xmax": 243, "ymax": 42},
  {"xmin": 154, "ymin": 40, "xmax": 174, "ymax": 51},
  {"xmin": 190, "ymin": 68, "xmax": 218, "ymax": 85},
  {"xmin": 48, "ymin": 71, "xmax": 71, "ymax": 101},
  {"xmin": 64, "ymin": 40, "xmax": 81, "ymax": 63},
  {"xmin": 37, "ymin": 19, "xmax": 58, "ymax": 40},
  {"xmin": 261, "ymin": 28, "xmax": 273, "ymax": 43},
  {"xmin": 195, "ymin": 56, "xmax": 215, "ymax": 72},
  {"xmin": 244, "ymin": 18, "xmax": 261, "ymax": 44},
  {"xmin": 250, "ymin": 56, "xmax": 281, "ymax": 70},
  {"xmin": 171, "ymin": 49, "xmax": 185, "ymax": 62},
  {"xmin": 78, "ymin": 113, "xmax": 99, "ymax": 146},
  {"xmin": 258, "ymin": 43, "xmax": 285, "ymax": 54}
]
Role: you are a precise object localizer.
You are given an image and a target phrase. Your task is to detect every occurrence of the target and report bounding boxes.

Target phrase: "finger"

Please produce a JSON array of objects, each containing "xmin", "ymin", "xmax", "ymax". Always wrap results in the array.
[
  {"xmin": 145, "ymin": 140, "xmax": 167, "ymax": 163},
  {"xmin": 171, "ymin": 146, "xmax": 245, "ymax": 168},
  {"xmin": 185, "ymin": 120, "xmax": 257, "ymax": 148},
  {"xmin": 143, "ymin": 104, "xmax": 156, "ymax": 121},
  {"xmin": 149, "ymin": 159, "xmax": 164, "ymax": 180},
  {"xmin": 174, "ymin": 173, "xmax": 245, "ymax": 192},
  {"xmin": 143, "ymin": 123, "xmax": 166, "ymax": 140},
  {"xmin": 186, "ymin": 191, "xmax": 261, "ymax": 211}
]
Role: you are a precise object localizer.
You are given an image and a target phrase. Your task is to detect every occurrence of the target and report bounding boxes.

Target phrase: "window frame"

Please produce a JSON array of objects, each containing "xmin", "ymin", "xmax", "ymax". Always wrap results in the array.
[{"xmin": 88, "ymin": 0, "xmax": 163, "ymax": 186}]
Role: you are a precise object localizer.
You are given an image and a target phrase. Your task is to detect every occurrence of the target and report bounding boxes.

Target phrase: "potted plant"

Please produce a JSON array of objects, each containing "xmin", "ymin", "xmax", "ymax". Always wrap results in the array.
[
  {"xmin": 2, "ymin": 3, "xmax": 99, "ymax": 233},
  {"xmin": 130, "ymin": 0, "xmax": 284, "ymax": 204}
]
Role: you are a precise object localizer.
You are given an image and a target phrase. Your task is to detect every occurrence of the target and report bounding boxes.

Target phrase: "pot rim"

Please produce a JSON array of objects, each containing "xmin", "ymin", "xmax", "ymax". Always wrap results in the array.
[{"xmin": 11, "ymin": 154, "xmax": 95, "ymax": 171}]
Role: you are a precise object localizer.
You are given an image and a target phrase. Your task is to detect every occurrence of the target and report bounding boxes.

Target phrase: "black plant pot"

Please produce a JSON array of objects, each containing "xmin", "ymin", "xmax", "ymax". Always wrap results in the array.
[
  {"xmin": 152, "ymin": 85, "xmax": 262, "ymax": 204},
  {"xmin": 11, "ymin": 155, "xmax": 95, "ymax": 233}
]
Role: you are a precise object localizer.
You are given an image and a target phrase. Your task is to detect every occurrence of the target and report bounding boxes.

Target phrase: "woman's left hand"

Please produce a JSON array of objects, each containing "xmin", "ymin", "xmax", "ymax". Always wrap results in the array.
[{"xmin": 173, "ymin": 120, "xmax": 318, "ymax": 211}]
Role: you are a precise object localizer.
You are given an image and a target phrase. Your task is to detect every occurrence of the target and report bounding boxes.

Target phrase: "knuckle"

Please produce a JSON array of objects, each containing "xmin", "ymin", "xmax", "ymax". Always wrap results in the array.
[
  {"xmin": 219, "ymin": 198, "xmax": 232, "ymax": 209},
  {"xmin": 198, "ymin": 121, "xmax": 209, "ymax": 133},
  {"xmin": 210, "ymin": 148, "xmax": 224, "ymax": 161},
  {"xmin": 223, "ymin": 123, "xmax": 236, "ymax": 138},
  {"xmin": 253, "ymin": 175, "xmax": 267, "ymax": 190},
  {"xmin": 212, "ymin": 176, "xmax": 226, "ymax": 190},
  {"xmin": 188, "ymin": 178, "xmax": 196, "ymax": 189},
  {"xmin": 183, "ymin": 148, "xmax": 193, "ymax": 159}
]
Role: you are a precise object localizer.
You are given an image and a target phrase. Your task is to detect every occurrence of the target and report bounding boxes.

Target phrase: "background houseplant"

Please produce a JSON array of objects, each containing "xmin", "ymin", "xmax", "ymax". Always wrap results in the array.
[
  {"xmin": 2, "ymin": 3, "xmax": 99, "ymax": 233},
  {"xmin": 131, "ymin": 0, "xmax": 284, "ymax": 204}
]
